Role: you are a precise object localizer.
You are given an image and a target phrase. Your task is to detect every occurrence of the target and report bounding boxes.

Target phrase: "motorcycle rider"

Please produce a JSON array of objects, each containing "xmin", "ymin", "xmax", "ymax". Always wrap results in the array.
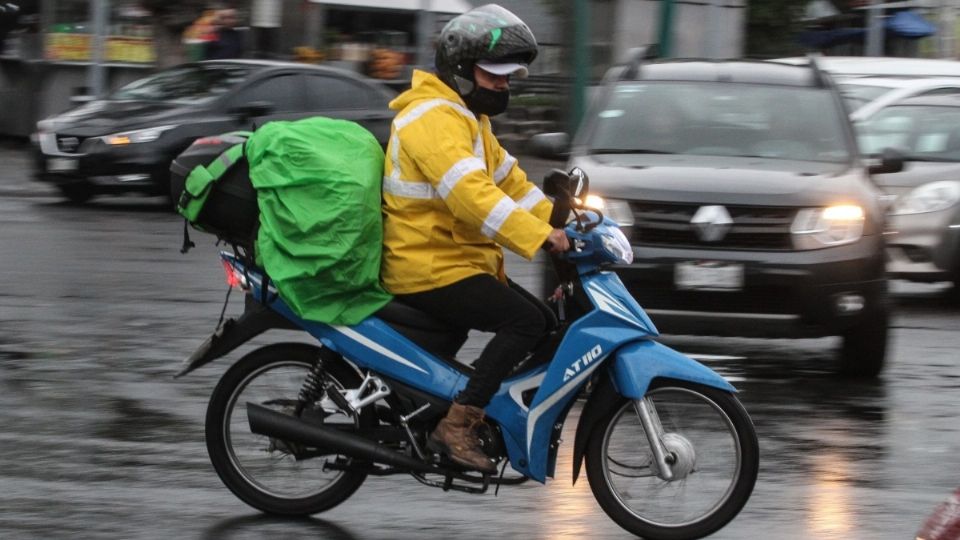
[{"xmin": 381, "ymin": 4, "xmax": 569, "ymax": 473}]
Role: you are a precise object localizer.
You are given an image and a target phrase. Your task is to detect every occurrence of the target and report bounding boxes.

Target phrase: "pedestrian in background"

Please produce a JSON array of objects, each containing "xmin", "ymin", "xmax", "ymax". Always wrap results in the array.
[{"xmin": 205, "ymin": 8, "xmax": 244, "ymax": 60}]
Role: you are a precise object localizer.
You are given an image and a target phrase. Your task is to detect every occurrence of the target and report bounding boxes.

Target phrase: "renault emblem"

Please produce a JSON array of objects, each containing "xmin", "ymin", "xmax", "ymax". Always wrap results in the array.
[{"xmin": 691, "ymin": 205, "xmax": 732, "ymax": 242}]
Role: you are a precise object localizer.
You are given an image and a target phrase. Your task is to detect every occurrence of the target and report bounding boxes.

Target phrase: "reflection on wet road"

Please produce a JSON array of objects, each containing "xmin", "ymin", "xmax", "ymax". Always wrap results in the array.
[{"xmin": 1, "ymin": 196, "xmax": 959, "ymax": 539}]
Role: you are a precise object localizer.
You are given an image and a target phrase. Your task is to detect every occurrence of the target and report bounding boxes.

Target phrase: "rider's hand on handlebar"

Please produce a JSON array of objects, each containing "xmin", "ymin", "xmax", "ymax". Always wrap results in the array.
[{"xmin": 545, "ymin": 228, "xmax": 571, "ymax": 254}]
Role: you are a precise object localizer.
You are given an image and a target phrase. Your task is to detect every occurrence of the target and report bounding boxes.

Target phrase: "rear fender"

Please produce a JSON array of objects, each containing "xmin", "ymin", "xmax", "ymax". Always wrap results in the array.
[
  {"xmin": 174, "ymin": 295, "xmax": 300, "ymax": 378},
  {"xmin": 570, "ymin": 339, "xmax": 736, "ymax": 484}
]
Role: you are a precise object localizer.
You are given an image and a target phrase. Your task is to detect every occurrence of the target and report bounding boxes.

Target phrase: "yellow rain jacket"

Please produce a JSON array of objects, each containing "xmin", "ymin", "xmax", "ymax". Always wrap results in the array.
[{"xmin": 381, "ymin": 70, "xmax": 554, "ymax": 294}]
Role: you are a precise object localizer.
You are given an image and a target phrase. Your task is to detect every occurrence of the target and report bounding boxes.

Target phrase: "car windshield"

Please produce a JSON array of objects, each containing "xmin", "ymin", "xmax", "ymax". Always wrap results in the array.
[
  {"xmin": 109, "ymin": 65, "xmax": 253, "ymax": 104},
  {"xmin": 857, "ymin": 104, "xmax": 960, "ymax": 161},
  {"xmin": 586, "ymin": 81, "xmax": 851, "ymax": 163}
]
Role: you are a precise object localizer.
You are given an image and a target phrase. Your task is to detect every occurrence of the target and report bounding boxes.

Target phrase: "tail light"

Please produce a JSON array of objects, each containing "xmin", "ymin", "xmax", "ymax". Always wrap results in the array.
[{"xmin": 221, "ymin": 260, "xmax": 247, "ymax": 289}]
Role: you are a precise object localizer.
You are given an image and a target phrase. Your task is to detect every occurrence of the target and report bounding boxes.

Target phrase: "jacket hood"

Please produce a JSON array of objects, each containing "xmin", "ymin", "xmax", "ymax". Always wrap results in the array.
[{"xmin": 389, "ymin": 70, "xmax": 467, "ymax": 112}]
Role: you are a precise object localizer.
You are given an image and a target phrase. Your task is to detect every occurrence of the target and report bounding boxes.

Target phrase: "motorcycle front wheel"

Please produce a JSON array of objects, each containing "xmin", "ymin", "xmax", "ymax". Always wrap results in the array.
[
  {"xmin": 585, "ymin": 379, "xmax": 759, "ymax": 540},
  {"xmin": 205, "ymin": 342, "xmax": 370, "ymax": 516}
]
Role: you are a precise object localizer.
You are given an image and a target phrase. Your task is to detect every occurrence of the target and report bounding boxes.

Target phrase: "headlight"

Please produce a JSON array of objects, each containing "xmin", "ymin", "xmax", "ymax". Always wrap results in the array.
[
  {"xmin": 791, "ymin": 204, "xmax": 865, "ymax": 249},
  {"xmin": 600, "ymin": 227, "xmax": 635, "ymax": 264},
  {"xmin": 890, "ymin": 181, "xmax": 960, "ymax": 215},
  {"xmin": 582, "ymin": 195, "xmax": 634, "ymax": 226},
  {"xmin": 101, "ymin": 125, "xmax": 177, "ymax": 145}
]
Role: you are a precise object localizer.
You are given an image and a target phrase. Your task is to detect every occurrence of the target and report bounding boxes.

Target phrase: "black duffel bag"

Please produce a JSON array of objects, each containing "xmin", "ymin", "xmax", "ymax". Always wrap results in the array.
[{"xmin": 170, "ymin": 132, "xmax": 259, "ymax": 253}]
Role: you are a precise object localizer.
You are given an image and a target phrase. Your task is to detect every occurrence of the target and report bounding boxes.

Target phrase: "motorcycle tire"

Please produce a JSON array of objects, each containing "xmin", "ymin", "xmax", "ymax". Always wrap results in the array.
[
  {"xmin": 205, "ymin": 342, "xmax": 372, "ymax": 516},
  {"xmin": 585, "ymin": 379, "xmax": 759, "ymax": 540}
]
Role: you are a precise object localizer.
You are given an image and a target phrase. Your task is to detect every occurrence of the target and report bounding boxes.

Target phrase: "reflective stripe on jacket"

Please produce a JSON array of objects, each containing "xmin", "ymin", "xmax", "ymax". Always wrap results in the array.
[{"xmin": 381, "ymin": 70, "xmax": 554, "ymax": 294}]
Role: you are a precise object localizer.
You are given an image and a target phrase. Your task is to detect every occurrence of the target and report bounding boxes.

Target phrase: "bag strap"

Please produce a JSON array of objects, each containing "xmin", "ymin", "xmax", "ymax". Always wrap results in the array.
[
  {"xmin": 177, "ymin": 140, "xmax": 248, "ymax": 253},
  {"xmin": 205, "ymin": 143, "xmax": 246, "ymax": 180},
  {"xmin": 180, "ymin": 219, "xmax": 196, "ymax": 254}
]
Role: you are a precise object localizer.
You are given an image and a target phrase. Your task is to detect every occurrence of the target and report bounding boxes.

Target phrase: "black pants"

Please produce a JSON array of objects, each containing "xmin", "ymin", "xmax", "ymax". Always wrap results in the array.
[{"xmin": 396, "ymin": 273, "xmax": 557, "ymax": 407}]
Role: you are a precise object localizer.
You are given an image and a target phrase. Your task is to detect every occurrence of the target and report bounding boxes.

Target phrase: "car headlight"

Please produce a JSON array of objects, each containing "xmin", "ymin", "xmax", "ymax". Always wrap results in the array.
[
  {"xmin": 791, "ymin": 205, "xmax": 865, "ymax": 249},
  {"xmin": 582, "ymin": 195, "xmax": 634, "ymax": 226},
  {"xmin": 101, "ymin": 125, "xmax": 177, "ymax": 145},
  {"xmin": 890, "ymin": 181, "xmax": 960, "ymax": 215}
]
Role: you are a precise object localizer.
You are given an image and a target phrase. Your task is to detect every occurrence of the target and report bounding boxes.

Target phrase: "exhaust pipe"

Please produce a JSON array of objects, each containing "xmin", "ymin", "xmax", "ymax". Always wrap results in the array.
[{"xmin": 247, "ymin": 403, "xmax": 436, "ymax": 473}]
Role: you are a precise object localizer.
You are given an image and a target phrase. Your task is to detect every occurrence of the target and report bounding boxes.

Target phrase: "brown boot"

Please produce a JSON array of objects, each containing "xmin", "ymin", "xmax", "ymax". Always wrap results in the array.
[{"xmin": 428, "ymin": 402, "xmax": 498, "ymax": 474}]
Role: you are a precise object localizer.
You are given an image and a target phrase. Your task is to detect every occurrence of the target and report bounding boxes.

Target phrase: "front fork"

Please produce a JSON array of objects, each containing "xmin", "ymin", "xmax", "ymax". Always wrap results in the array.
[{"xmin": 634, "ymin": 397, "xmax": 675, "ymax": 481}]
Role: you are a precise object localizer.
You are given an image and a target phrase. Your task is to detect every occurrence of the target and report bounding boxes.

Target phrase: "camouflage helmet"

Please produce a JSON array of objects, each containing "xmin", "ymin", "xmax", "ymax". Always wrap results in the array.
[{"xmin": 435, "ymin": 4, "xmax": 538, "ymax": 95}]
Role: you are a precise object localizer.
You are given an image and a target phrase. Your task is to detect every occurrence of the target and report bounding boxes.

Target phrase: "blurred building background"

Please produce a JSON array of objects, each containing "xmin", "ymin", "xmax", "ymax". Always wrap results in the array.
[{"xmin": 0, "ymin": 0, "xmax": 957, "ymax": 138}]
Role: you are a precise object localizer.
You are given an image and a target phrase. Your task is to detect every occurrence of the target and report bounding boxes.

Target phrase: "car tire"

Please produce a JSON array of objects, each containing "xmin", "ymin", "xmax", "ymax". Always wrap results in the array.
[
  {"xmin": 838, "ymin": 303, "xmax": 889, "ymax": 378},
  {"xmin": 58, "ymin": 182, "xmax": 95, "ymax": 204}
]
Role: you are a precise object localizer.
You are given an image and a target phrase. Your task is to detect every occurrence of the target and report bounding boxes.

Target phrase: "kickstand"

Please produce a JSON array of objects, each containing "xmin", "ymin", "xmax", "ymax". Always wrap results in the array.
[
  {"xmin": 442, "ymin": 472, "xmax": 454, "ymax": 492},
  {"xmin": 494, "ymin": 460, "xmax": 507, "ymax": 496}
]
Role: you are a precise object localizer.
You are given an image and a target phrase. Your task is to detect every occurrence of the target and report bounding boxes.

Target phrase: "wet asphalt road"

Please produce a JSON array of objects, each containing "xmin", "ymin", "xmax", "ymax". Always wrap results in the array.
[{"xmin": 1, "ymin": 142, "xmax": 960, "ymax": 539}]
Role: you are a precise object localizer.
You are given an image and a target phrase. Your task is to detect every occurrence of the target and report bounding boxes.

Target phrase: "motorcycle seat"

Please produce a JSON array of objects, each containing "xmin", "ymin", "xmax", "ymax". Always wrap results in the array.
[{"xmin": 375, "ymin": 300, "xmax": 470, "ymax": 370}]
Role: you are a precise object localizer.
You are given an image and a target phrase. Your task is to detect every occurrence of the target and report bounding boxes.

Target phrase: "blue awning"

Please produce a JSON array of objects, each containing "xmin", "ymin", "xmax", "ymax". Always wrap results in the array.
[{"xmin": 886, "ymin": 10, "xmax": 936, "ymax": 38}]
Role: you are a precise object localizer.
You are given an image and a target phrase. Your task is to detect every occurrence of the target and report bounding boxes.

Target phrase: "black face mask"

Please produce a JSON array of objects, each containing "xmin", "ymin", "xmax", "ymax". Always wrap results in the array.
[{"xmin": 464, "ymin": 86, "xmax": 510, "ymax": 117}]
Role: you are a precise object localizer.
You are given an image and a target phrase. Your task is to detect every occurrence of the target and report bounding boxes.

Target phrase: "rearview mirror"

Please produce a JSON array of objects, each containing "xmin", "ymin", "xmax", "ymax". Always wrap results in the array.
[
  {"xmin": 569, "ymin": 167, "xmax": 589, "ymax": 198},
  {"xmin": 529, "ymin": 132, "xmax": 571, "ymax": 160},
  {"xmin": 543, "ymin": 167, "xmax": 590, "ymax": 199},
  {"xmin": 868, "ymin": 147, "xmax": 905, "ymax": 175},
  {"xmin": 542, "ymin": 169, "xmax": 571, "ymax": 198}
]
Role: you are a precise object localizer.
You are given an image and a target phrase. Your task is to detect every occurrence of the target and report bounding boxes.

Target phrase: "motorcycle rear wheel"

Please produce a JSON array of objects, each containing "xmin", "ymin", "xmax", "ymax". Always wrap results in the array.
[
  {"xmin": 585, "ymin": 379, "xmax": 759, "ymax": 540},
  {"xmin": 205, "ymin": 342, "xmax": 370, "ymax": 516}
]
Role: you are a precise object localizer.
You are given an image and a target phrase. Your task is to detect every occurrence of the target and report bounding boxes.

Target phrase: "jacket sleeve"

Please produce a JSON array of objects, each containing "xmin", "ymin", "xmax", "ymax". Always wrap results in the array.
[
  {"xmin": 488, "ymin": 137, "xmax": 554, "ymax": 223},
  {"xmin": 401, "ymin": 106, "xmax": 553, "ymax": 260}
]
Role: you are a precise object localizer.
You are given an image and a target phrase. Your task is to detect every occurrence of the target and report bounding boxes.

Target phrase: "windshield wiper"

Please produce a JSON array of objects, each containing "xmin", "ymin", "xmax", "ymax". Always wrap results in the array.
[{"xmin": 588, "ymin": 148, "xmax": 675, "ymax": 155}]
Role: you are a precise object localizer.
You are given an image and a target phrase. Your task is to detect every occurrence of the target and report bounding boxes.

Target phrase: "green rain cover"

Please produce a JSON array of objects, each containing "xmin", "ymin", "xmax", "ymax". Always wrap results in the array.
[{"xmin": 245, "ymin": 117, "xmax": 392, "ymax": 325}]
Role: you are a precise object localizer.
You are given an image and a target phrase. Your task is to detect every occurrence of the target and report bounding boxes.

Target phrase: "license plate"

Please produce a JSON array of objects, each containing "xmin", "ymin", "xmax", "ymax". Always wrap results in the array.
[
  {"xmin": 47, "ymin": 158, "xmax": 78, "ymax": 172},
  {"xmin": 675, "ymin": 261, "xmax": 744, "ymax": 291}
]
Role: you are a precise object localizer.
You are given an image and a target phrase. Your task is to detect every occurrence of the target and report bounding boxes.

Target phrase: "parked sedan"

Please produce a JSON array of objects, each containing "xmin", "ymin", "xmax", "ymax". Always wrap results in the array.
[
  {"xmin": 32, "ymin": 60, "xmax": 396, "ymax": 203},
  {"xmin": 855, "ymin": 94, "xmax": 960, "ymax": 299}
]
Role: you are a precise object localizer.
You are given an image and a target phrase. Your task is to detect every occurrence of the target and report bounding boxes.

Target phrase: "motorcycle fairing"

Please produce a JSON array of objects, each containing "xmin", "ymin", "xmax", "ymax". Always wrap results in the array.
[{"xmin": 485, "ymin": 270, "xmax": 662, "ymax": 482}]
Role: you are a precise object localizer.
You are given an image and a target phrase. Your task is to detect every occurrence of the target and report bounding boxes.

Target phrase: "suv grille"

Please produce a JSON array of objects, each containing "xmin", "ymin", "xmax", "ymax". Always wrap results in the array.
[
  {"xmin": 629, "ymin": 202, "xmax": 797, "ymax": 251},
  {"xmin": 56, "ymin": 135, "xmax": 85, "ymax": 154},
  {"xmin": 629, "ymin": 284, "xmax": 800, "ymax": 315}
]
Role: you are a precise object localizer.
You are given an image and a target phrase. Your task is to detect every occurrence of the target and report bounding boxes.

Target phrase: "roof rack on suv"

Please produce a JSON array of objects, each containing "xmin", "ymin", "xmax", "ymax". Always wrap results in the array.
[
  {"xmin": 618, "ymin": 45, "xmax": 659, "ymax": 81},
  {"xmin": 807, "ymin": 53, "xmax": 829, "ymax": 89}
]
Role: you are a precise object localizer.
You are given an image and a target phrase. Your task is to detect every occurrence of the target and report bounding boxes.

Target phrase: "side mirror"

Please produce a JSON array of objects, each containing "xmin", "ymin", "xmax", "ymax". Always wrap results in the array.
[
  {"xmin": 229, "ymin": 100, "xmax": 274, "ymax": 121},
  {"xmin": 529, "ymin": 132, "xmax": 571, "ymax": 160},
  {"xmin": 542, "ymin": 167, "xmax": 590, "ymax": 198},
  {"xmin": 868, "ymin": 147, "xmax": 905, "ymax": 175},
  {"xmin": 542, "ymin": 168, "xmax": 571, "ymax": 197},
  {"xmin": 569, "ymin": 166, "xmax": 589, "ymax": 198}
]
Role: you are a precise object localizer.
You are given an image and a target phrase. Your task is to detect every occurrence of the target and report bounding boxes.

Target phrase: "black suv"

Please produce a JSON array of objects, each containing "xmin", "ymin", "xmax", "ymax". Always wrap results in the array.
[{"xmin": 535, "ymin": 55, "xmax": 903, "ymax": 376}]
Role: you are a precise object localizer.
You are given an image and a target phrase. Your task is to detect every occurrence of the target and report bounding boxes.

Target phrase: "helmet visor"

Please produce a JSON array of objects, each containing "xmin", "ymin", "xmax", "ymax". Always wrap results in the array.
[{"xmin": 476, "ymin": 60, "xmax": 529, "ymax": 79}]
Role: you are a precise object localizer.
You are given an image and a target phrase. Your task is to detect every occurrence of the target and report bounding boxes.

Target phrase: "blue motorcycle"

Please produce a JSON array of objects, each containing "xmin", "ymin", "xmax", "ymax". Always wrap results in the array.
[{"xmin": 178, "ymin": 168, "xmax": 758, "ymax": 539}]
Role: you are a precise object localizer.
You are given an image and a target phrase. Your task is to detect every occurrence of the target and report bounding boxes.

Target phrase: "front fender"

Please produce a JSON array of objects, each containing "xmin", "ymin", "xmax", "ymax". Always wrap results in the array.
[
  {"xmin": 570, "ymin": 339, "xmax": 736, "ymax": 484},
  {"xmin": 610, "ymin": 339, "xmax": 736, "ymax": 398}
]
